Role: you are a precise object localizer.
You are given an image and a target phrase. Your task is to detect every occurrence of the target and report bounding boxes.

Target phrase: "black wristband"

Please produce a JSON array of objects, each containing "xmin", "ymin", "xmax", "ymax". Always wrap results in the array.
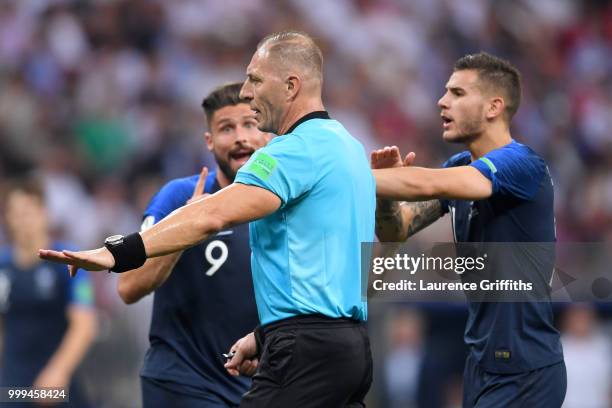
[{"xmin": 104, "ymin": 233, "xmax": 147, "ymax": 273}]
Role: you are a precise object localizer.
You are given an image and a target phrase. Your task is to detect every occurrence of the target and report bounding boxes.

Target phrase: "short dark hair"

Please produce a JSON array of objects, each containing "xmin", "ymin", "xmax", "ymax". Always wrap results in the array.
[
  {"xmin": 3, "ymin": 175, "xmax": 45, "ymax": 207},
  {"xmin": 201, "ymin": 82, "xmax": 247, "ymax": 125},
  {"xmin": 454, "ymin": 52, "xmax": 522, "ymax": 120}
]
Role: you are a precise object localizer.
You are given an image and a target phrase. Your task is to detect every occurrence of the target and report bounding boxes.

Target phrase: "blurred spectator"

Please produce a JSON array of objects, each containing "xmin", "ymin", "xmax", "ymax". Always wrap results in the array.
[
  {"xmin": 383, "ymin": 308, "xmax": 424, "ymax": 408},
  {"xmin": 561, "ymin": 304, "xmax": 612, "ymax": 408}
]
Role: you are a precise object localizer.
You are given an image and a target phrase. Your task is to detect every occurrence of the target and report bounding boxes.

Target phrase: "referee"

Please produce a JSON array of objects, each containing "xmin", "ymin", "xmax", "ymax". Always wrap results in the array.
[{"xmin": 40, "ymin": 31, "xmax": 375, "ymax": 408}]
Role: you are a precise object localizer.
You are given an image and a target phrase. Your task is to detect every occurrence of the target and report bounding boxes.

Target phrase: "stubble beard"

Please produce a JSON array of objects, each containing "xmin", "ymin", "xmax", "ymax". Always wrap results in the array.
[{"xmin": 446, "ymin": 116, "xmax": 485, "ymax": 144}]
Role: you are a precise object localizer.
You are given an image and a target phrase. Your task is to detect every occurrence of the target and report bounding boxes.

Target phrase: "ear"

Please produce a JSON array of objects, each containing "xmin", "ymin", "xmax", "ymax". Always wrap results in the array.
[
  {"xmin": 486, "ymin": 97, "xmax": 505, "ymax": 120},
  {"xmin": 204, "ymin": 132, "xmax": 214, "ymax": 151},
  {"xmin": 286, "ymin": 75, "xmax": 301, "ymax": 101}
]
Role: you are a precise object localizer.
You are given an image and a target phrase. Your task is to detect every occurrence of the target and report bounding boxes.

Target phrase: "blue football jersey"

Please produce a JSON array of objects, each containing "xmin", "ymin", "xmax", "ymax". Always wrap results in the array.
[
  {"xmin": 140, "ymin": 171, "xmax": 259, "ymax": 404},
  {"xmin": 0, "ymin": 243, "xmax": 94, "ymax": 386},
  {"xmin": 441, "ymin": 140, "xmax": 563, "ymax": 374}
]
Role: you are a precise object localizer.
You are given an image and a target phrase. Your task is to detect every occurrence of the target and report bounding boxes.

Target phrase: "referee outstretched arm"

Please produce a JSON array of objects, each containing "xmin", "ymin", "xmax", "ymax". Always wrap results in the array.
[{"xmin": 38, "ymin": 182, "xmax": 281, "ymax": 275}]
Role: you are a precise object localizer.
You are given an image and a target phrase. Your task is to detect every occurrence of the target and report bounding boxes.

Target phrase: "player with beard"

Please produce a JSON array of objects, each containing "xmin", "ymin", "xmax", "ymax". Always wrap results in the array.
[
  {"xmin": 117, "ymin": 82, "xmax": 270, "ymax": 407},
  {"xmin": 373, "ymin": 53, "xmax": 565, "ymax": 407}
]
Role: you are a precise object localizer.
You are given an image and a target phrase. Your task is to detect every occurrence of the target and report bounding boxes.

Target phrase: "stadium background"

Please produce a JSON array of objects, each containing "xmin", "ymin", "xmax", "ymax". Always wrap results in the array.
[{"xmin": 0, "ymin": 0, "xmax": 610, "ymax": 407}]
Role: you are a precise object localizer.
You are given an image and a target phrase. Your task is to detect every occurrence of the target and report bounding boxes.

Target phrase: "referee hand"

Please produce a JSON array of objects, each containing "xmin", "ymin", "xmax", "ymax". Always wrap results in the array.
[
  {"xmin": 39, "ymin": 246, "xmax": 115, "ymax": 277},
  {"xmin": 371, "ymin": 145, "xmax": 416, "ymax": 169},
  {"xmin": 225, "ymin": 332, "xmax": 259, "ymax": 377}
]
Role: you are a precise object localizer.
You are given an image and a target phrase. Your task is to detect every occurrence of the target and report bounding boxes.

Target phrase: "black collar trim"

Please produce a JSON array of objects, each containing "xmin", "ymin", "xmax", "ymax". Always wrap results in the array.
[{"xmin": 284, "ymin": 111, "xmax": 330, "ymax": 135}]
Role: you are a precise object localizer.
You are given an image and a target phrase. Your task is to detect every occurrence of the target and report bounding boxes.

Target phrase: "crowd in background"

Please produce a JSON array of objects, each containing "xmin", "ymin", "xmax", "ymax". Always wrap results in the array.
[{"xmin": 0, "ymin": 0, "xmax": 610, "ymax": 407}]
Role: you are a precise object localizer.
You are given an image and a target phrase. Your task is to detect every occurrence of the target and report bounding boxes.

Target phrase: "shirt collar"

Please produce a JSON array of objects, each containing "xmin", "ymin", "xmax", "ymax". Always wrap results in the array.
[{"xmin": 284, "ymin": 111, "xmax": 330, "ymax": 135}]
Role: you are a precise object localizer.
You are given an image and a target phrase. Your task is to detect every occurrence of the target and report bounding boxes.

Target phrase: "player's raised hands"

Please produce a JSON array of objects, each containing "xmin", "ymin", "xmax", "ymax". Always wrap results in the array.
[
  {"xmin": 39, "ymin": 246, "xmax": 115, "ymax": 277},
  {"xmin": 187, "ymin": 166, "xmax": 209, "ymax": 205},
  {"xmin": 371, "ymin": 145, "xmax": 416, "ymax": 169}
]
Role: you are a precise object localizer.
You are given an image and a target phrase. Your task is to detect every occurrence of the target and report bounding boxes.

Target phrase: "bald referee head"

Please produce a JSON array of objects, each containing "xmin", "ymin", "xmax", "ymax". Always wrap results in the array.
[{"xmin": 240, "ymin": 31, "xmax": 325, "ymax": 135}]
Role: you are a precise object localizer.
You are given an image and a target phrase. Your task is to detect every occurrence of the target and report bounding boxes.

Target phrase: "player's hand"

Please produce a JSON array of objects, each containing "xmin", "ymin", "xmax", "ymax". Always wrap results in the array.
[
  {"xmin": 371, "ymin": 145, "xmax": 416, "ymax": 169},
  {"xmin": 187, "ymin": 166, "xmax": 210, "ymax": 205},
  {"xmin": 38, "ymin": 247, "xmax": 115, "ymax": 277},
  {"xmin": 225, "ymin": 332, "xmax": 259, "ymax": 377},
  {"xmin": 33, "ymin": 364, "xmax": 69, "ymax": 406}
]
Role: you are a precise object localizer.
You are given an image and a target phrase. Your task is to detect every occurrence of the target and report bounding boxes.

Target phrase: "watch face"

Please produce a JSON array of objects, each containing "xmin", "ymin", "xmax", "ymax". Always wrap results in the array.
[{"xmin": 105, "ymin": 234, "xmax": 124, "ymax": 246}]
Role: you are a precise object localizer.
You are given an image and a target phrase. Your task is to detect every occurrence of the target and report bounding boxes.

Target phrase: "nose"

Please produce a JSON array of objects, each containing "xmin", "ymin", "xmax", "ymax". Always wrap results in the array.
[
  {"xmin": 437, "ymin": 92, "xmax": 448, "ymax": 109},
  {"xmin": 240, "ymin": 81, "xmax": 253, "ymax": 101},
  {"xmin": 235, "ymin": 127, "xmax": 249, "ymax": 144}
]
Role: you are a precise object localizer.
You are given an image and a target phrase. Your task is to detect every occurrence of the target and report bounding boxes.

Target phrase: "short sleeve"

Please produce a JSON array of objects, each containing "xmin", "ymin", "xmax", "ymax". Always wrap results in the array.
[
  {"xmin": 142, "ymin": 178, "xmax": 194, "ymax": 228},
  {"xmin": 235, "ymin": 137, "xmax": 314, "ymax": 208},
  {"xmin": 69, "ymin": 271, "xmax": 94, "ymax": 308},
  {"xmin": 470, "ymin": 144, "xmax": 545, "ymax": 200}
]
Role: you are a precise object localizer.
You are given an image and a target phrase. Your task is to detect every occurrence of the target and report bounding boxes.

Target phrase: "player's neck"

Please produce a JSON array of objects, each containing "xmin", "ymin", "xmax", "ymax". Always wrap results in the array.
[
  {"xmin": 216, "ymin": 170, "xmax": 232, "ymax": 189},
  {"xmin": 14, "ymin": 234, "xmax": 50, "ymax": 269},
  {"xmin": 467, "ymin": 124, "xmax": 512, "ymax": 159},
  {"xmin": 278, "ymin": 98, "xmax": 325, "ymax": 135}
]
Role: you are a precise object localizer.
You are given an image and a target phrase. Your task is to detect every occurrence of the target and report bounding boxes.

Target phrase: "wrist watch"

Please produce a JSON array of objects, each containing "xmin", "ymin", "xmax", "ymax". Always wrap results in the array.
[{"xmin": 104, "ymin": 234, "xmax": 125, "ymax": 248}]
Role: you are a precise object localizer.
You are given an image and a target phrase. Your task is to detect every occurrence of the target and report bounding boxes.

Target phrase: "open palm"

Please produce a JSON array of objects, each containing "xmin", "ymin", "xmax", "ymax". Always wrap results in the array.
[
  {"xmin": 39, "ymin": 247, "xmax": 115, "ymax": 277},
  {"xmin": 371, "ymin": 146, "xmax": 416, "ymax": 169}
]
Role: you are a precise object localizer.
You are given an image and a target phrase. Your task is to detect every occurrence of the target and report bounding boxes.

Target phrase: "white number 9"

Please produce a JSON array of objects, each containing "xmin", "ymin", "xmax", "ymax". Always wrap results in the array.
[{"xmin": 204, "ymin": 240, "xmax": 228, "ymax": 276}]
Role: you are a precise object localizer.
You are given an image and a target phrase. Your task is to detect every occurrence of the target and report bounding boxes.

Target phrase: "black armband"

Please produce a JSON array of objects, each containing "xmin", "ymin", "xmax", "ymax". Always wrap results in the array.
[{"xmin": 104, "ymin": 233, "xmax": 147, "ymax": 273}]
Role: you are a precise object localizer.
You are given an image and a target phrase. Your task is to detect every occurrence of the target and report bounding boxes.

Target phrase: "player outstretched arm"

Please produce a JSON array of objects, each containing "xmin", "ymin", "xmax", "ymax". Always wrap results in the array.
[
  {"xmin": 371, "ymin": 145, "xmax": 491, "ymax": 242},
  {"xmin": 374, "ymin": 165, "xmax": 493, "ymax": 201},
  {"xmin": 39, "ymin": 183, "xmax": 281, "ymax": 274}
]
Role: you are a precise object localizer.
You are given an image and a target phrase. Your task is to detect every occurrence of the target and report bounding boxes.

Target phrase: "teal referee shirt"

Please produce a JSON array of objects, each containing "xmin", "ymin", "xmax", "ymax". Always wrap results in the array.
[{"xmin": 235, "ymin": 111, "xmax": 375, "ymax": 326}]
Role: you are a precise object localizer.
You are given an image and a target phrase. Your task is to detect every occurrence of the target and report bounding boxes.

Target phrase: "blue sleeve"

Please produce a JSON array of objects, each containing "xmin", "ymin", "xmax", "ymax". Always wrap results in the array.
[
  {"xmin": 234, "ymin": 137, "xmax": 314, "ymax": 208},
  {"xmin": 68, "ymin": 271, "xmax": 94, "ymax": 307},
  {"xmin": 470, "ymin": 145, "xmax": 545, "ymax": 200},
  {"xmin": 442, "ymin": 151, "xmax": 471, "ymax": 170},
  {"xmin": 142, "ymin": 177, "xmax": 196, "ymax": 228}
]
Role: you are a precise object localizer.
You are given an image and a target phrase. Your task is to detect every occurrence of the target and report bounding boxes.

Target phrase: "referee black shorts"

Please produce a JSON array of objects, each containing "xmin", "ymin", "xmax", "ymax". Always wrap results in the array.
[{"xmin": 239, "ymin": 314, "xmax": 373, "ymax": 408}]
